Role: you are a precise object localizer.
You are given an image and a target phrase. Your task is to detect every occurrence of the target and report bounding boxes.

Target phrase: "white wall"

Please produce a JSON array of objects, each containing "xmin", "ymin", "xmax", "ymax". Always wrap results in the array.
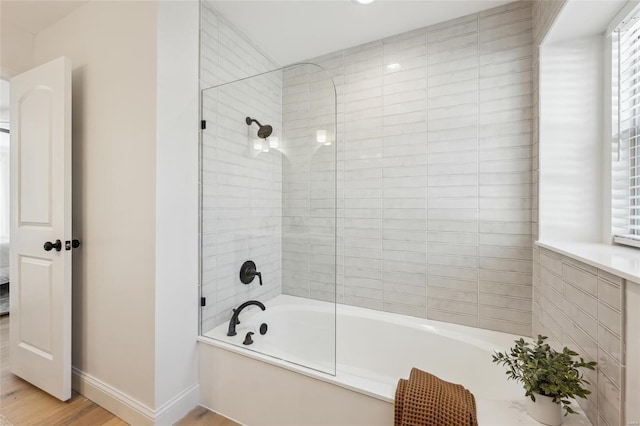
[
  {"xmin": 539, "ymin": 35, "xmax": 604, "ymax": 243},
  {"xmin": 33, "ymin": 1, "xmax": 202, "ymax": 423},
  {"xmin": 34, "ymin": 0, "xmax": 158, "ymax": 412},
  {"xmin": 155, "ymin": 0, "xmax": 199, "ymax": 421}
]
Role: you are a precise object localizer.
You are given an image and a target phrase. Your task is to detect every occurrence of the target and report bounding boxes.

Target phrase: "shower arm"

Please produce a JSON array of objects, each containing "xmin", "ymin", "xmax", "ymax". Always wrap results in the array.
[{"xmin": 245, "ymin": 117, "xmax": 263, "ymax": 128}]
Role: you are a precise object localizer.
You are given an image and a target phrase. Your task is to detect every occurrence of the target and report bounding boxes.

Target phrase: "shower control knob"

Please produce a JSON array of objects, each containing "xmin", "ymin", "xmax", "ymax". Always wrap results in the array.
[{"xmin": 240, "ymin": 260, "xmax": 263, "ymax": 285}]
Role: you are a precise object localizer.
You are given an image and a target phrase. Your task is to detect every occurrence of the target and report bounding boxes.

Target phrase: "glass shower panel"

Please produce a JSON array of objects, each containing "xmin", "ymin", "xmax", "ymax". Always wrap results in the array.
[{"xmin": 200, "ymin": 64, "xmax": 337, "ymax": 375}]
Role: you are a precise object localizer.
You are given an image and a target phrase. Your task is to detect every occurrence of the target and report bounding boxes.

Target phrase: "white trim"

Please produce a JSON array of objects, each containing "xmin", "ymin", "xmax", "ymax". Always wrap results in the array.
[
  {"xmin": 72, "ymin": 367, "xmax": 199, "ymax": 426},
  {"xmin": 603, "ymin": 31, "xmax": 614, "ymax": 244},
  {"xmin": 614, "ymin": 235, "xmax": 640, "ymax": 249},
  {"xmin": 607, "ymin": 0, "xmax": 640, "ymax": 35},
  {"xmin": 536, "ymin": 240, "xmax": 640, "ymax": 284},
  {"xmin": 154, "ymin": 383, "xmax": 200, "ymax": 426},
  {"xmin": 72, "ymin": 367, "xmax": 154, "ymax": 426}
]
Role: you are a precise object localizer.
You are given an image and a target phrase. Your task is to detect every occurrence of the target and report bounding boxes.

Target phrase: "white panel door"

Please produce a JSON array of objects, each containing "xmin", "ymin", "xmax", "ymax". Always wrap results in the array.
[{"xmin": 9, "ymin": 57, "xmax": 72, "ymax": 401}]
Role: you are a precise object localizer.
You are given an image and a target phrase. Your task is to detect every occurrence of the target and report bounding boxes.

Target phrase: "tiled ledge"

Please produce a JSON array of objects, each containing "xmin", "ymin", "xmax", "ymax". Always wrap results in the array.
[{"xmin": 536, "ymin": 240, "xmax": 640, "ymax": 284}]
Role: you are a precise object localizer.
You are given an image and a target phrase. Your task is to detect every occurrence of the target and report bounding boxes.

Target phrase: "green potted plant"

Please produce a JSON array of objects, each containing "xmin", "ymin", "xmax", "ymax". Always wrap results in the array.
[{"xmin": 492, "ymin": 335, "xmax": 596, "ymax": 425}]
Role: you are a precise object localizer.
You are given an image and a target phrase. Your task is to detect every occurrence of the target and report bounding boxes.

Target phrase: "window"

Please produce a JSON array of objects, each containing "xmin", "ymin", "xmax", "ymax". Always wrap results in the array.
[{"xmin": 612, "ymin": 11, "xmax": 640, "ymax": 249}]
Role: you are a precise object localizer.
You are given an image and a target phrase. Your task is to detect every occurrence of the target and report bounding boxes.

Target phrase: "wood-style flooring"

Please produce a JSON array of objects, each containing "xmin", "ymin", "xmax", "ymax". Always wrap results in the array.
[
  {"xmin": 0, "ymin": 316, "xmax": 237, "ymax": 426},
  {"xmin": 175, "ymin": 407, "xmax": 239, "ymax": 426}
]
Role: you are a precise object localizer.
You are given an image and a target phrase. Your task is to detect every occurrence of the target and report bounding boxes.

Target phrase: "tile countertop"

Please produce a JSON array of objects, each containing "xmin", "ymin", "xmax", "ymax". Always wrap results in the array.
[{"xmin": 536, "ymin": 240, "xmax": 640, "ymax": 284}]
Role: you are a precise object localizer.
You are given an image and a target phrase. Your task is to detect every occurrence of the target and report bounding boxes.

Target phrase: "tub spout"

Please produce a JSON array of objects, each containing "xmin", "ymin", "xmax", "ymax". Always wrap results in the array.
[{"xmin": 227, "ymin": 300, "xmax": 266, "ymax": 337}]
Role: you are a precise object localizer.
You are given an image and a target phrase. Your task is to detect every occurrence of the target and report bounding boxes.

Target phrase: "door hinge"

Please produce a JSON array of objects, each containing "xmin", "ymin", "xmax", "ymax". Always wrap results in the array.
[
  {"xmin": 200, "ymin": 297, "xmax": 206, "ymax": 307},
  {"xmin": 201, "ymin": 120, "xmax": 206, "ymax": 130}
]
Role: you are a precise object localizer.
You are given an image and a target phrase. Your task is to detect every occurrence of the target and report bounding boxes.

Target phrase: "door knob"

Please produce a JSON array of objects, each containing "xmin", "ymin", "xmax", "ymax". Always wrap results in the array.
[
  {"xmin": 44, "ymin": 240, "xmax": 62, "ymax": 252},
  {"xmin": 65, "ymin": 239, "xmax": 81, "ymax": 251}
]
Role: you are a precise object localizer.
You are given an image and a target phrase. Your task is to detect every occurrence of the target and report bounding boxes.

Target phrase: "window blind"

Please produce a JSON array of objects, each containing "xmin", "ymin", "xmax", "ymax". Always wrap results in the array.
[{"xmin": 613, "ymin": 14, "xmax": 640, "ymax": 248}]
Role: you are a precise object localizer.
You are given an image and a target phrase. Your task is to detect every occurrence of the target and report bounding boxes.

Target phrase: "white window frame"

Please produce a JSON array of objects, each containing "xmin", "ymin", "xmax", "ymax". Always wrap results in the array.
[{"xmin": 611, "ymin": 1, "xmax": 640, "ymax": 249}]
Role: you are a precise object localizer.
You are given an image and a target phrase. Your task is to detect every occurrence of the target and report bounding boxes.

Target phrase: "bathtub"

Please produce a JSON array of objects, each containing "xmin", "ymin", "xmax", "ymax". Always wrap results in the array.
[{"xmin": 199, "ymin": 295, "xmax": 590, "ymax": 426}]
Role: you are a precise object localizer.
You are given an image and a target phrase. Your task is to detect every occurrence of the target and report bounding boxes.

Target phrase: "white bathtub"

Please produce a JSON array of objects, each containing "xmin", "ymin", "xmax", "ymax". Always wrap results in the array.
[{"xmin": 199, "ymin": 295, "xmax": 590, "ymax": 426}]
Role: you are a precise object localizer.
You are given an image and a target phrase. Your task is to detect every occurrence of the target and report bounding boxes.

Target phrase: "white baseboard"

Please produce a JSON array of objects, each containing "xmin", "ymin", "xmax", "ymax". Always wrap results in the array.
[
  {"xmin": 72, "ymin": 367, "xmax": 199, "ymax": 426},
  {"xmin": 72, "ymin": 367, "xmax": 154, "ymax": 425},
  {"xmin": 154, "ymin": 383, "xmax": 200, "ymax": 426}
]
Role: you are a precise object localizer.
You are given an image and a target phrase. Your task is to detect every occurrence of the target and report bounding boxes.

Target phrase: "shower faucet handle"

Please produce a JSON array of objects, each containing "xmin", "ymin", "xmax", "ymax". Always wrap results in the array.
[{"xmin": 240, "ymin": 260, "xmax": 263, "ymax": 286}]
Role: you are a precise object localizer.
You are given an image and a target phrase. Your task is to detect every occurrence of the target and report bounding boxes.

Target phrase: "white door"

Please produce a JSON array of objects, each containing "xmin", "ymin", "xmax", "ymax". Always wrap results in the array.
[{"xmin": 9, "ymin": 57, "xmax": 72, "ymax": 401}]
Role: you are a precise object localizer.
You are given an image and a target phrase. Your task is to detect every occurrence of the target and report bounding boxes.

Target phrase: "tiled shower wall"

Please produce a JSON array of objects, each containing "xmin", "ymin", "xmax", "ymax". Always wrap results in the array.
[
  {"xmin": 281, "ymin": 65, "xmax": 338, "ymax": 303},
  {"xmin": 200, "ymin": 1, "xmax": 283, "ymax": 332},
  {"xmin": 282, "ymin": 1, "xmax": 534, "ymax": 335},
  {"xmin": 535, "ymin": 248, "xmax": 626, "ymax": 426}
]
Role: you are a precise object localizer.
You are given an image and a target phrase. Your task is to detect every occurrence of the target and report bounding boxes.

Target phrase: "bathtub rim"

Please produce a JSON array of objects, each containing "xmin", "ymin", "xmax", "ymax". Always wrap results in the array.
[
  {"xmin": 205, "ymin": 294, "xmax": 523, "ymax": 352},
  {"xmin": 198, "ymin": 295, "xmax": 527, "ymax": 404}
]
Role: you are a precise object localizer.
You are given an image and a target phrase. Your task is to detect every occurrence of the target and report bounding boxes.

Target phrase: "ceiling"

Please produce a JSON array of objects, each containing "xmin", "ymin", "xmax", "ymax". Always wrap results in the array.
[
  {"xmin": 544, "ymin": 0, "xmax": 626, "ymax": 44},
  {"xmin": 2, "ymin": 0, "xmax": 88, "ymax": 35},
  {"xmin": 211, "ymin": 0, "xmax": 512, "ymax": 65}
]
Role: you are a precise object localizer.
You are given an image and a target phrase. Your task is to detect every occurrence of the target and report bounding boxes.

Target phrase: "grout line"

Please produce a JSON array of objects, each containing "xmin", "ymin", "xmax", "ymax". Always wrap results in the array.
[
  {"xmin": 477, "ymin": 13, "xmax": 481, "ymax": 328},
  {"xmin": 425, "ymin": 28, "xmax": 430, "ymax": 320}
]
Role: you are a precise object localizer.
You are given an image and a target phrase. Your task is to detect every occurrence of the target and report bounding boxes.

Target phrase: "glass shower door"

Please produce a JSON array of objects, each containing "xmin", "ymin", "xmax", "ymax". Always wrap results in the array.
[{"xmin": 200, "ymin": 64, "xmax": 337, "ymax": 375}]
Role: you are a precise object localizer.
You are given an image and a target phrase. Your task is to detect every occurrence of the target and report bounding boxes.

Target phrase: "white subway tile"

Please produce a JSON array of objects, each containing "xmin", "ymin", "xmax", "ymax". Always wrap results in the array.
[
  {"xmin": 428, "ymin": 275, "xmax": 478, "ymax": 292},
  {"xmin": 480, "ymin": 6, "xmax": 532, "ymax": 31},
  {"xmin": 480, "ymin": 281, "xmax": 531, "ymax": 298},
  {"xmin": 429, "ymin": 32, "xmax": 478, "ymax": 54},
  {"xmin": 427, "ymin": 15, "xmax": 477, "ymax": 42},
  {"xmin": 479, "ymin": 269, "xmax": 531, "ymax": 285},
  {"xmin": 562, "ymin": 263, "xmax": 597, "ymax": 297},
  {"xmin": 429, "ymin": 254, "xmax": 478, "ymax": 268},
  {"xmin": 599, "ymin": 301, "xmax": 621, "ymax": 338},
  {"xmin": 428, "ymin": 45, "xmax": 478, "ymax": 66},
  {"xmin": 428, "ymin": 298, "xmax": 478, "ymax": 316},
  {"xmin": 478, "ymin": 221, "xmax": 531, "ymax": 235},
  {"xmin": 480, "ymin": 18, "xmax": 532, "ymax": 43},
  {"xmin": 428, "ymin": 264, "xmax": 478, "ymax": 281},
  {"xmin": 479, "ymin": 305, "xmax": 531, "ymax": 323},
  {"xmin": 428, "ymin": 220, "xmax": 477, "ymax": 233},
  {"xmin": 598, "ymin": 370, "xmax": 621, "ymax": 426}
]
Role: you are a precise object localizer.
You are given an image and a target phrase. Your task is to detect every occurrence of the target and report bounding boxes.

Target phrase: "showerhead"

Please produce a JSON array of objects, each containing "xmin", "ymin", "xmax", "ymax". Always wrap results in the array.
[{"xmin": 245, "ymin": 116, "xmax": 273, "ymax": 139}]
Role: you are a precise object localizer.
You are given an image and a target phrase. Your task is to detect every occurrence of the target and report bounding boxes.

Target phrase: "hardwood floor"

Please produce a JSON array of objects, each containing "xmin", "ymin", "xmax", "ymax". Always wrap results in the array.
[
  {"xmin": 175, "ymin": 407, "xmax": 238, "ymax": 426},
  {"xmin": 0, "ymin": 316, "xmax": 237, "ymax": 426}
]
